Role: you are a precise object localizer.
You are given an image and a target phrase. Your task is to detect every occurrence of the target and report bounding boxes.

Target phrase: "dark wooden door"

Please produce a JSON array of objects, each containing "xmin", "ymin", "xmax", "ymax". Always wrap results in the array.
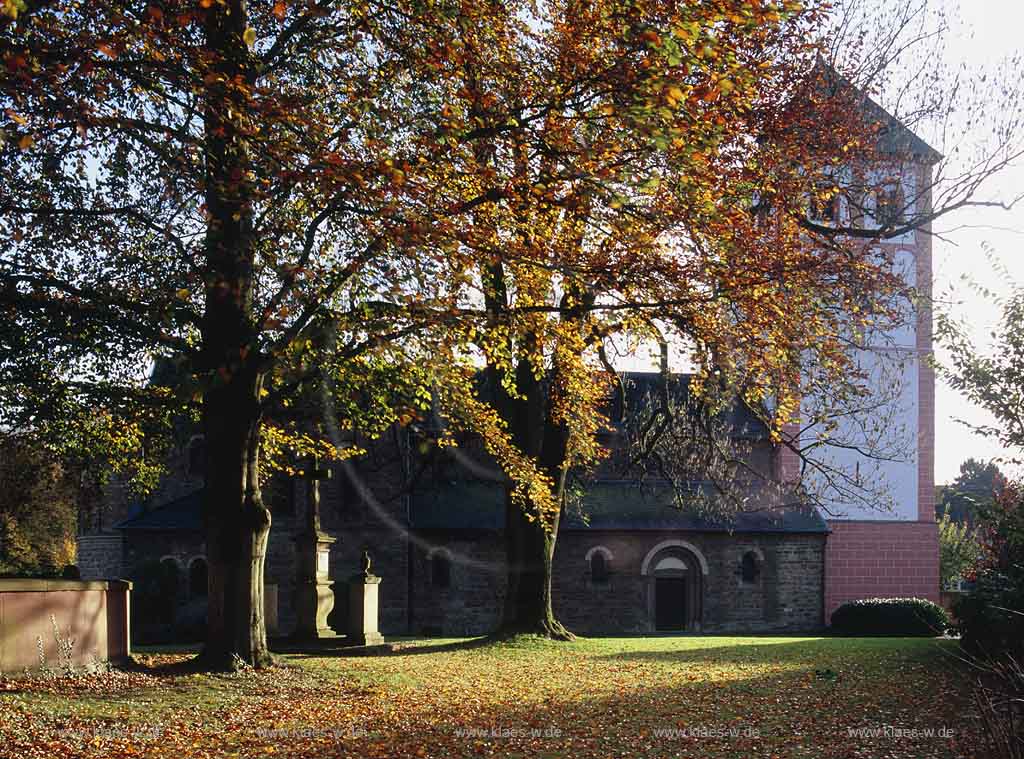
[{"xmin": 655, "ymin": 577, "xmax": 687, "ymax": 631}]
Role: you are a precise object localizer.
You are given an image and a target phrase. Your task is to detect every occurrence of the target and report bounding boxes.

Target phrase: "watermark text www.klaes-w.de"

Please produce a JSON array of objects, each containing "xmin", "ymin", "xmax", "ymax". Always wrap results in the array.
[
  {"xmin": 454, "ymin": 725, "xmax": 562, "ymax": 739},
  {"xmin": 254, "ymin": 725, "xmax": 370, "ymax": 740},
  {"xmin": 847, "ymin": 725, "xmax": 955, "ymax": 739},
  {"xmin": 653, "ymin": 725, "xmax": 760, "ymax": 739}
]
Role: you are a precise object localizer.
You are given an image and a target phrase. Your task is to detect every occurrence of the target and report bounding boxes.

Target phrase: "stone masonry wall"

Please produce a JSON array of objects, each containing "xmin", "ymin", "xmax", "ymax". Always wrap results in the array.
[
  {"xmin": 410, "ymin": 533, "xmax": 505, "ymax": 637},
  {"xmin": 553, "ymin": 530, "xmax": 826, "ymax": 634},
  {"xmin": 75, "ymin": 534, "xmax": 125, "ymax": 580}
]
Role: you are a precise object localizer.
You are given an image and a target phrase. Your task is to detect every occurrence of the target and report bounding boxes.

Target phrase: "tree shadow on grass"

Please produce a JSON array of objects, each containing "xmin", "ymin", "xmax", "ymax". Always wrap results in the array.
[{"xmin": 278, "ymin": 636, "xmax": 495, "ymax": 659}]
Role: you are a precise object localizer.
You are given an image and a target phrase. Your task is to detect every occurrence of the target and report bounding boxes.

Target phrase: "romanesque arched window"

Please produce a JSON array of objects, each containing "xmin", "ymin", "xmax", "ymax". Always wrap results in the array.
[
  {"xmin": 590, "ymin": 552, "xmax": 609, "ymax": 584},
  {"xmin": 586, "ymin": 546, "xmax": 613, "ymax": 585}
]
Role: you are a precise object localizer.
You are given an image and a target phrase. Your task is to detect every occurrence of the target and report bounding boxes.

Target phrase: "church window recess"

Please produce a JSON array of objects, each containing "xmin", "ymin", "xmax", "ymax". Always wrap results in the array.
[
  {"xmin": 339, "ymin": 460, "xmax": 361, "ymax": 514},
  {"xmin": 875, "ymin": 183, "xmax": 907, "ymax": 228},
  {"xmin": 808, "ymin": 183, "xmax": 840, "ymax": 225},
  {"xmin": 739, "ymin": 552, "xmax": 760, "ymax": 584},
  {"xmin": 189, "ymin": 557, "xmax": 208, "ymax": 598},
  {"xmin": 586, "ymin": 546, "xmax": 613, "ymax": 584}
]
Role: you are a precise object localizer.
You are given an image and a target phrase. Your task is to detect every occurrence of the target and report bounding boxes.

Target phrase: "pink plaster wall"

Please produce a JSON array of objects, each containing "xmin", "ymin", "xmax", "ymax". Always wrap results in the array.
[{"xmin": 0, "ymin": 580, "xmax": 131, "ymax": 673}]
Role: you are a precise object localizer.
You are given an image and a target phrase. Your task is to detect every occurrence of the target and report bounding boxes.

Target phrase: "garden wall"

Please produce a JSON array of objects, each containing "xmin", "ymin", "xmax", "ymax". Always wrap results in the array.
[{"xmin": 0, "ymin": 579, "xmax": 131, "ymax": 673}]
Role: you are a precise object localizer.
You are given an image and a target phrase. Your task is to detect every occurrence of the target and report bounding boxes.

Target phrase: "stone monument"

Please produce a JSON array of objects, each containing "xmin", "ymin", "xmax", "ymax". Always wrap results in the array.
[
  {"xmin": 345, "ymin": 548, "xmax": 384, "ymax": 647},
  {"xmin": 292, "ymin": 454, "xmax": 337, "ymax": 640}
]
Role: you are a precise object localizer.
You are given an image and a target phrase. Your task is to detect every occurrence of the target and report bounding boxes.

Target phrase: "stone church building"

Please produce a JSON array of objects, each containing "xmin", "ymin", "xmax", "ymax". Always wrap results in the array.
[
  {"xmin": 79, "ymin": 372, "xmax": 830, "ymax": 637},
  {"xmin": 76, "ymin": 91, "xmax": 940, "ymax": 640}
]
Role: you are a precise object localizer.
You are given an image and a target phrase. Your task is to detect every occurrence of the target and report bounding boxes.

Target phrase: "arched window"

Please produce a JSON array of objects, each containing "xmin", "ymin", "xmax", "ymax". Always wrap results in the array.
[
  {"xmin": 808, "ymin": 183, "xmax": 840, "ymax": 225},
  {"xmin": 187, "ymin": 436, "xmax": 206, "ymax": 479},
  {"xmin": 586, "ymin": 546, "xmax": 614, "ymax": 585},
  {"xmin": 590, "ymin": 552, "xmax": 609, "ymax": 584},
  {"xmin": 431, "ymin": 552, "xmax": 451, "ymax": 589},
  {"xmin": 189, "ymin": 557, "xmax": 208, "ymax": 598},
  {"xmin": 875, "ymin": 183, "xmax": 906, "ymax": 227},
  {"xmin": 740, "ymin": 552, "xmax": 760, "ymax": 584}
]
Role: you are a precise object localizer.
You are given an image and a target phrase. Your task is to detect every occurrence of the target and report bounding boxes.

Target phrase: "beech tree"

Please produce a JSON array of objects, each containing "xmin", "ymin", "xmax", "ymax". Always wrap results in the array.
[
  {"xmin": 0, "ymin": 0, "xmax": 514, "ymax": 668},
  {"xmin": 410, "ymin": 0, "xmax": 1024, "ymax": 637},
  {"xmin": 3, "ymin": 0, "xmax": 1021, "ymax": 654},
  {"xmin": 392, "ymin": 0, "xmax": 889, "ymax": 637}
]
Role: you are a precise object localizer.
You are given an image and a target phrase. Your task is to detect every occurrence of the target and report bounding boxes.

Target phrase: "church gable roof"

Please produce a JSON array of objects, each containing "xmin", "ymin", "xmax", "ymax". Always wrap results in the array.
[
  {"xmin": 114, "ymin": 489, "xmax": 203, "ymax": 531},
  {"xmin": 609, "ymin": 372, "xmax": 770, "ymax": 440},
  {"xmin": 410, "ymin": 481, "xmax": 827, "ymax": 534},
  {"xmin": 815, "ymin": 61, "xmax": 942, "ymax": 165}
]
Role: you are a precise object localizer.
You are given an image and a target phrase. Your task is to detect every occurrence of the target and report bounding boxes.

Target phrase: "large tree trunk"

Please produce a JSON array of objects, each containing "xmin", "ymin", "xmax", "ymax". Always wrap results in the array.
[
  {"xmin": 197, "ymin": 0, "xmax": 272, "ymax": 670},
  {"xmin": 500, "ymin": 493, "xmax": 572, "ymax": 639},
  {"xmin": 494, "ymin": 351, "xmax": 574, "ymax": 640},
  {"xmin": 201, "ymin": 370, "xmax": 273, "ymax": 670}
]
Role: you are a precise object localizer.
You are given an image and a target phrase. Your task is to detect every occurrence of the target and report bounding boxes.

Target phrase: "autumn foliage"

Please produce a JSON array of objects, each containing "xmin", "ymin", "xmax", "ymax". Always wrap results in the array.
[{"xmin": 2, "ymin": 0, "xmax": 1020, "ymax": 662}]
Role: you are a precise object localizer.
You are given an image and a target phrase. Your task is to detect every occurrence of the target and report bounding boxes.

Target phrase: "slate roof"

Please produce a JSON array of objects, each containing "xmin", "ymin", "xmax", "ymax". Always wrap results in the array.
[
  {"xmin": 609, "ymin": 373, "xmax": 770, "ymax": 440},
  {"xmin": 870, "ymin": 102, "xmax": 942, "ymax": 164},
  {"xmin": 119, "ymin": 480, "xmax": 826, "ymax": 535},
  {"xmin": 115, "ymin": 490, "xmax": 203, "ymax": 532},
  {"xmin": 117, "ymin": 373, "xmax": 806, "ymax": 535},
  {"xmin": 410, "ymin": 480, "xmax": 827, "ymax": 534},
  {"xmin": 816, "ymin": 60, "xmax": 942, "ymax": 164}
]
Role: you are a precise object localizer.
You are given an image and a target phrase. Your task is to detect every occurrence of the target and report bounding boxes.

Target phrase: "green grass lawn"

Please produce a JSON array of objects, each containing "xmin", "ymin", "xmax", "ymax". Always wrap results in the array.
[{"xmin": 0, "ymin": 636, "xmax": 977, "ymax": 758}]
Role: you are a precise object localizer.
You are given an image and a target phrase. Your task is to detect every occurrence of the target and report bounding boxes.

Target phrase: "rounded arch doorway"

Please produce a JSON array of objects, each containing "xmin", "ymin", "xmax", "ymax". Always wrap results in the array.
[{"xmin": 641, "ymin": 541, "xmax": 706, "ymax": 632}]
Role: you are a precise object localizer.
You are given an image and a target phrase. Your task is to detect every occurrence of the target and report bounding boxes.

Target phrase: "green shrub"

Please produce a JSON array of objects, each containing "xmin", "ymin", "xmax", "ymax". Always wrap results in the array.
[
  {"xmin": 954, "ymin": 569, "xmax": 1024, "ymax": 660},
  {"xmin": 954, "ymin": 481, "xmax": 1024, "ymax": 662},
  {"xmin": 831, "ymin": 597, "xmax": 949, "ymax": 637}
]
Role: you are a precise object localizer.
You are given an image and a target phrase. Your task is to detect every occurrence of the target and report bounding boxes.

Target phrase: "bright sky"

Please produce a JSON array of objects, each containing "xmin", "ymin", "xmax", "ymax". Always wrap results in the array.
[{"xmin": 926, "ymin": 1, "xmax": 1024, "ymax": 483}]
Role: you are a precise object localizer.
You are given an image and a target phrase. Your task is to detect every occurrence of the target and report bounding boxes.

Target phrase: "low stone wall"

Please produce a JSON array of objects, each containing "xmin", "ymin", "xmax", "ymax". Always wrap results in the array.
[{"xmin": 0, "ymin": 579, "xmax": 131, "ymax": 673}]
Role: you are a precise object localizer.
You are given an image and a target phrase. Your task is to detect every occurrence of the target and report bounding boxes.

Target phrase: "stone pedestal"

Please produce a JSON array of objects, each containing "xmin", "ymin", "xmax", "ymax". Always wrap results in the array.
[
  {"xmin": 345, "ymin": 573, "xmax": 384, "ymax": 647},
  {"xmin": 292, "ymin": 532, "xmax": 337, "ymax": 640}
]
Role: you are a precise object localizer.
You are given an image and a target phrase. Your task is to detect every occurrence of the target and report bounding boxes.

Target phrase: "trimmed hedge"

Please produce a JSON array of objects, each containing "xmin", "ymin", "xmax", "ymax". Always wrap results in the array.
[{"xmin": 831, "ymin": 597, "xmax": 949, "ymax": 637}]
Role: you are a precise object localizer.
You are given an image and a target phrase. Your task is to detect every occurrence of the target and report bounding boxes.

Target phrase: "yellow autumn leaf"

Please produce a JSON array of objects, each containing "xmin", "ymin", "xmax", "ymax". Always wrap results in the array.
[
  {"xmin": 243, "ymin": 27, "xmax": 257, "ymax": 47},
  {"xmin": 18, "ymin": 134, "xmax": 33, "ymax": 150},
  {"xmin": 2, "ymin": 0, "xmax": 26, "ymax": 20}
]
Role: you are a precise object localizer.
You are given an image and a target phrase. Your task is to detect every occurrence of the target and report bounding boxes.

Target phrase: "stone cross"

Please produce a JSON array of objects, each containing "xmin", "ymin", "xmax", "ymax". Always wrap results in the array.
[
  {"xmin": 305, "ymin": 453, "xmax": 332, "ymax": 536},
  {"xmin": 293, "ymin": 453, "xmax": 337, "ymax": 640}
]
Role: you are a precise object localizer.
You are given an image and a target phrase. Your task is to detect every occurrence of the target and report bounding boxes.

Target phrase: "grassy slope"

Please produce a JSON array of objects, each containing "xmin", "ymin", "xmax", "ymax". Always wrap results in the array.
[{"xmin": 0, "ymin": 636, "xmax": 977, "ymax": 758}]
